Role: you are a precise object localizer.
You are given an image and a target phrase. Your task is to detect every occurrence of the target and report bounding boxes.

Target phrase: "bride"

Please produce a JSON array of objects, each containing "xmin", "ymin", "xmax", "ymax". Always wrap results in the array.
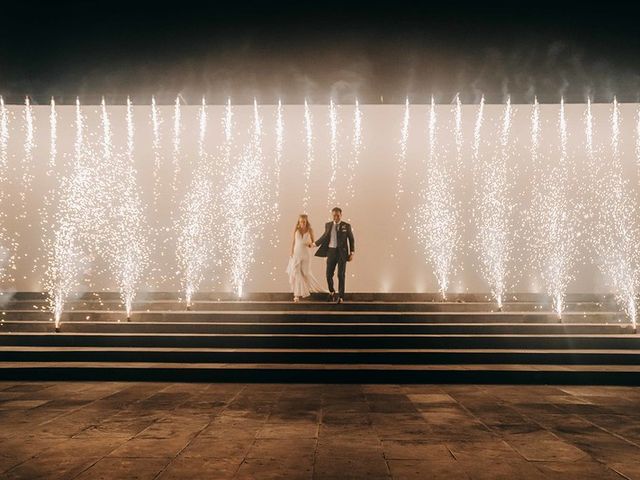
[{"xmin": 287, "ymin": 214, "xmax": 326, "ymax": 301}]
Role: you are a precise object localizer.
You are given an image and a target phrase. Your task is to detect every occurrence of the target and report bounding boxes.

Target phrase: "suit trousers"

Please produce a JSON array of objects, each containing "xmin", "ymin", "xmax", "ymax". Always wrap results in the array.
[{"xmin": 326, "ymin": 248, "xmax": 346, "ymax": 298}]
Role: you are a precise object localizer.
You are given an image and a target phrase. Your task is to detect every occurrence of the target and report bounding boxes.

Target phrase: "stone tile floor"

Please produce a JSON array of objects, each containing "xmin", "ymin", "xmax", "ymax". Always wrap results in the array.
[{"xmin": 1, "ymin": 382, "xmax": 640, "ymax": 479}]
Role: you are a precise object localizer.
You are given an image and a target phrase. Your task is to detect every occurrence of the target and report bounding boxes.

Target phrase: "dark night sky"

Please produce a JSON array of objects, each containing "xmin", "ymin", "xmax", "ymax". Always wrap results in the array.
[{"xmin": 1, "ymin": 1, "xmax": 640, "ymax": 103}]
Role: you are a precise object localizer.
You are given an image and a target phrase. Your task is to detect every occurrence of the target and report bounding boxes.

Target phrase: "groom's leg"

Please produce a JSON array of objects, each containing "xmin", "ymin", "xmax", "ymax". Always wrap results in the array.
[
  {"xmin": 337, "ymin": 257, "xmax": 346, "ymax": 299},
  {"xmin": 326, "ymin": 249, "xmax": 338, "ymax": 293}
]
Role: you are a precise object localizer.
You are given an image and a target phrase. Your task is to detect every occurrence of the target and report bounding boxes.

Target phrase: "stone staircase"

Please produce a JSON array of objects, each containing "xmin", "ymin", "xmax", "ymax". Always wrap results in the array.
[{"xmin": 0, "ymin": 292, "xmax": 638, "ymax": 384}]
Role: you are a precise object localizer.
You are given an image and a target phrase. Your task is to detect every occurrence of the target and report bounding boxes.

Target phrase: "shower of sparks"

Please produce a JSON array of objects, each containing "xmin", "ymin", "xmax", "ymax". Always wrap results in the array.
[
  {"xmin": 126, "ymin": 97, "xmax": 134, "ymax": 160},
  {"xmin": 177, "ymin": 97, "xmax": 214, "ymax": 307},
  {"xmin": 222, "ymin": 97, "xmax": 233, "ymax": 170},
  {"xmin": 302, "ymin": 99, "xmax": 314, "ymax": 211},
  {"xmin": 45, "ymin": 99, "xmax": 90, "ymax": 328},
  {"xmin": 393, "ymin": 98, "xmax": 411, "ymax": 216},
  {"xmin": 592, "ymin": 98, "xmax": 640, "ymax": 326},
  {"xmin": 454, "ymin": 93, "xmax": 463, "ymax": 162},
  {"xmin": 346, "ymin": 98, "xmax": 363, "ymax": 204},
  {"xmin": 20, "ymin": 96, "xmax": 35, "ymax": 205},
  {"xmin": 476, "ymin": 96, "xmax": 513, "ymax": 309},
  {"xmin": 225, "ymin": 100, "xmax": 270, "ymax": 297},
  {"xmin": 530, "ymin": 96, "xmax": 540, "ymax": 168},
  {"xmin": 270, "ymin": 99, "xmax": 284, "ymax": 246},
  {"xmin": 586, "ymin": 98, "xmax": 594, "ymax": 160},
  {"xmin": 101, "ymin": 97, "xmax": 112, "ymax": 160},
  {"xmin": 150, "ymin": 95, "xmax": 163, "ymax": 206},
  {"xmin": 533, "ymin": 98, "xmax": 578, "ymax": 317},
  {"xmin": 0, "ymin": 97, "xmax": 11, "ymax": 286},
  {"xmin": 171, "ymin": 96, "xmax": 182, "ymax": 193},
  {"xmin": 108, "ymin": 96, "xmax": 149, "ymax": 317},
  {"xmin": 636, "ymin": 106, "xmax": 640, "ymax": 180},
  {"xmin": 0, "ymin": 97, "xmax": 7, "ymax": 171},
  {"xmin": 414, "ymin": 97, "xmax": 460, "ymax": 299},
  {"xmin": 48, "ymin": 98, "xmax": 57, "ymax": 170},
  {"xmin": 327, "ymin": 98, "xmax": 339, "ymax": 208},
  {"xmin": 472, "ymin": 95, "xmax": 485, "ymax": 162},
  {"xmin": 198, "ymin": 97, "xmax": 207, "ymax": 158}
]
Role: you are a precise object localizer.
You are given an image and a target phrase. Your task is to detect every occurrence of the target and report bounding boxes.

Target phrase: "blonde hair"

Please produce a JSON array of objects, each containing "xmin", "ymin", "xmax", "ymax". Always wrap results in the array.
[{"xmin": 294, "ymin": 214, "xmax": 311, "ymax": 234}]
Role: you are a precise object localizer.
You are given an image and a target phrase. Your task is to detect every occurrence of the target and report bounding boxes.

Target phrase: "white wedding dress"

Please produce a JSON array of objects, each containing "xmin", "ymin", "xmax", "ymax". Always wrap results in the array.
[{"xmin": 287, "ymin": 230, "xmax": 326, "ymax": 298}]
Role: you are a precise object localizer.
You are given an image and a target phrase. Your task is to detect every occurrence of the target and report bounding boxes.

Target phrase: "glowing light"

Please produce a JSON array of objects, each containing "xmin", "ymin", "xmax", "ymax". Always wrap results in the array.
[
  {"xmin": 177, "ymin": 97, "xmax": 214, "ymax": 308},
  {"xmin": 472, "ymin": 95, "xmax": 485, "ymax": 162},
  {"xmin": 454, "ymin": 93, "xmax": 463, "ymax": 161},
  {"xmin": 302, "ymin": 99, "xmax": 314, "ymax": 211},
  {"xmin": 530, "ymin": 96, "xmax": 540, "ymax": 167},
  {"xmin": 110, "ymin": 97, "xmax": 148, "ymax": 318},
  {"xmin": 592, "ymin": 98, "xmax": 640, "ymax": 327},
  {"xmin": 327, "ymin": 98, "xmax": 339, "ymax": 208},
  {"xmin": 172, "ymin": 96, "xmax": 182, "ymax": 193},
  {"xmin": 21, "ymin": 96, "xmax": 35, "ymax": 206},
  {"xmin": 150, "ymin": 95, "xmax": 162, "ymax": 206},
  {"xmin": 225, "ymin": 99, "xmax": 270, "ymax": 297},
  {"xmin": 49, "ymin": 98, "xmax": 57, "ymax": 169},
  {"xmin": 45, "ymin": 98, "xmax": 89, "ymax": 328},
  {"xmin": 394, "ymin": 98, "xmax": 411, "ymax": 215},
  {"xmin": 347, "ymin": 98, "xmax": 363, "ymax": 203},
  {"xmin": 533, "ymin": 98, "xmax": 578, "ymax": 318},
  {"xmin": 414, "ymin": 96, "xmax": 460, "ymax": 300},
  {"xmin": 475, "ymin": 96, "xmax": 513, "ymax": 308}
]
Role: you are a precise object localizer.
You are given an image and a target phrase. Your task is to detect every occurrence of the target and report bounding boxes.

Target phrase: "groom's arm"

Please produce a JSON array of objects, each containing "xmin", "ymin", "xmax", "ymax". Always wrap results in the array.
[{"xmin": 313, "ymin": 223, "xmax": 330, "ymax": 247}]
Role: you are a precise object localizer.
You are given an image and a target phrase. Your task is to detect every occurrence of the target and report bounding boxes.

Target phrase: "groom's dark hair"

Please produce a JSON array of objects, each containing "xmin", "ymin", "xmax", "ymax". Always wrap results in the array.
[{"xmin": 331, "ymin": 207, "xmax": 342, "ymax": 214}]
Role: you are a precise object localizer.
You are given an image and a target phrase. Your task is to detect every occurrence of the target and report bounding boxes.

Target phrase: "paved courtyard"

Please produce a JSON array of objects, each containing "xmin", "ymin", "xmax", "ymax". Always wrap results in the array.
[{"xmin": 0, "ymin": 382, "xmax": 640, "ymax": 479}]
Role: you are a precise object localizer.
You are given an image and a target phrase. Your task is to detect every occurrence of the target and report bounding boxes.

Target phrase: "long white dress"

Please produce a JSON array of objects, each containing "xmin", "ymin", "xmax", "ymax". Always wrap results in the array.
[{"xmin": 287, "ymin": 230, "xmax": 326, "ymax": 298}]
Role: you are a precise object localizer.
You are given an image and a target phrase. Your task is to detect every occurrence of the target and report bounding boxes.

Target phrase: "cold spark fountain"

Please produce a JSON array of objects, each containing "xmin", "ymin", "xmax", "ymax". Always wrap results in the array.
[
  {"xmin": 593, "ymin": 99, "xmax": 640, "ymax": 328},
  {"xmin": 475, "ymin": 97, "xmax": 513, "ymax": 309},
  {"xmin": 45, "ymin": 99, "xmax": 89, "ymax": 330},
  {"xmin": 109, "ymin": 98, "xmax": 148, "ymax": 319},
  {"xmin": 177, "ymin": 98, "xmax": 215, "ymax": 308},
  {"xmin": 533, "ymin": 98, "xmax": 578, "ymax": 318},
  {"xmin": 302, "ymin": 99, "xmax": 314, "ymax": 212},
  {"xmin": 394, "ymin": 98, "xmax": 411, "ymax": 216},
  {"xmin": 225, "ymin": 100, "xmax": 270, "ymax": 297},
  {"xmin": 346, "ymin": 98, "xmax": 362, "ymax": 204},
  {"xmin": 414, "ymin": 97, "xmax": 460, "ymax": 299},
  {"xmin": 327, "ymin": 99, "xmax": 339, "ymax": 208}
]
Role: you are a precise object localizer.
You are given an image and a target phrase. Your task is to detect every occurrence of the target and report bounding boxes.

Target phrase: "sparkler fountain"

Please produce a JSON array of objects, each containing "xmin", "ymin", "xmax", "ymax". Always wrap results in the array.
[
  {"xmin": 414, "ymin": 97, "xmax": 460, "ymax": 300},
  {"xmin": 109, "ymin": 98, "xmax": 149, "ymax": 320},
  {"xmin": 394, "ymin": 98, "xmax": 411, "ymax": 216},
  {"xmin": 533, "ymin": 98, "xmax": 578, "ymax": 319},
  {"xmin": 302, "ymin": 99, "xmax": 314, "ymax": 212},
  {"xmin": 346, "ymin": 98, "xmax": 362, "ymax": 205},
  {"xmin": 177, "ymin": 98, "xmax": 216, "ymax": 309},
  {"xmin": 225, "ymin": 99, "xmax": 270, "ymax": 297},
  {"xmin": 475, "ymin": 96, "xmax": 513, "ymax": 310},
  {"xmin": 45, "ymin": 99, "xmax": 89, "ymax": 331},
  {"xmin": 0, "ymin": 95, "xmax": 638, "ymax": 333},
  {"xmin": 593, "ymin": 98, "xmax": 640, "ymax": 329},
  {"xmin": 327, "ymin": 99, "xmax": 339, "ymax": 208}
]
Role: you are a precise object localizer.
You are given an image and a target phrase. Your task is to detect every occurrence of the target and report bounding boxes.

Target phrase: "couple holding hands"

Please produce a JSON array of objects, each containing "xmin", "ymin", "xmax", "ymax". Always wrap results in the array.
[{"xmin": 286, "ymin": 207, "xmax": 355, "ymax": 303}]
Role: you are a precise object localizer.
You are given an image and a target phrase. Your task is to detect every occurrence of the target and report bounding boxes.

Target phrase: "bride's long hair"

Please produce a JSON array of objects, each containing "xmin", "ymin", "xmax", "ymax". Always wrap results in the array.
[{"xmin": 294, "ymin": 214, "xmax": 311, "ymax": 234}]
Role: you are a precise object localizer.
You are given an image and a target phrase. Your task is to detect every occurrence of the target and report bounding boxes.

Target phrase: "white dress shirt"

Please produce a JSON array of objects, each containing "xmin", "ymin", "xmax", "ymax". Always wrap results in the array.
[{"xmin": 329, "ymin": 221, "xmax": 340, "ymax": 248}]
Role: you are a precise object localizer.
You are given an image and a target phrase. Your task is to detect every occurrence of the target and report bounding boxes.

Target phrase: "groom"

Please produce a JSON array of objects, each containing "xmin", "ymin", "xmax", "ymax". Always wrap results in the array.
[{"xmin": 310, "ymin": 207, "xmax": 355, "ymax": 303}]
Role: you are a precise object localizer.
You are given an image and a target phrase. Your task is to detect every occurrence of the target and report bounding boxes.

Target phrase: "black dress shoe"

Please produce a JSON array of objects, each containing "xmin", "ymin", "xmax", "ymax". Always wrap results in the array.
[
  {"xmin": 328, "ymin": 292, "xmax": 335, "ymax": 302},
  {"xmin": 336, "ymin": 297, "xmax": 344, "ymax": 304}
]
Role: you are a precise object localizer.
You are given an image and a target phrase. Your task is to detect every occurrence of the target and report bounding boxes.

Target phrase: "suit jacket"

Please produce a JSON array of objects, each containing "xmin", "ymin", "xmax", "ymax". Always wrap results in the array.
[{"xmin": 314, "ymin": 221, "xmax": 355, "ymax": 259}]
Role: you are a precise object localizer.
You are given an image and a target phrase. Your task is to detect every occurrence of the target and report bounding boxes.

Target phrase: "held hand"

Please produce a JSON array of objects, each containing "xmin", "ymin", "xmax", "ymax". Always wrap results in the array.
[{"xmin": 348, "ymin": 253, "xmax": 354, "ymax": 262}]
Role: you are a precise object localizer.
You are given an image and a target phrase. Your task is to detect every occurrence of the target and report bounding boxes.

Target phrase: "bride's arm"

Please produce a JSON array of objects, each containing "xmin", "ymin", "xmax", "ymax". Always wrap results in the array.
[
  {"xmin": 291, "ymin": 231, "xmax": 296, "ymax": 257},
  {"xmin": 309, "ymin": 228, "xmax": 315, "ymax": 246}
]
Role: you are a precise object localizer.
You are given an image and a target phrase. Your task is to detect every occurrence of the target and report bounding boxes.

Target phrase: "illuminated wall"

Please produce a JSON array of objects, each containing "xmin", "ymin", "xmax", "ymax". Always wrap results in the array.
[{"xmin": 0, "ymin": 101, "xmax": 638, "ymax": 295}]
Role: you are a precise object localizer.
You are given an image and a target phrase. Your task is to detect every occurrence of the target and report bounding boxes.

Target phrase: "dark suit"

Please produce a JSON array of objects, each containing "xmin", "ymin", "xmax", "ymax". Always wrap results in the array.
[{"xmin": 314, "ymin": 221, "xmax": 355, "ymax": 298}]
